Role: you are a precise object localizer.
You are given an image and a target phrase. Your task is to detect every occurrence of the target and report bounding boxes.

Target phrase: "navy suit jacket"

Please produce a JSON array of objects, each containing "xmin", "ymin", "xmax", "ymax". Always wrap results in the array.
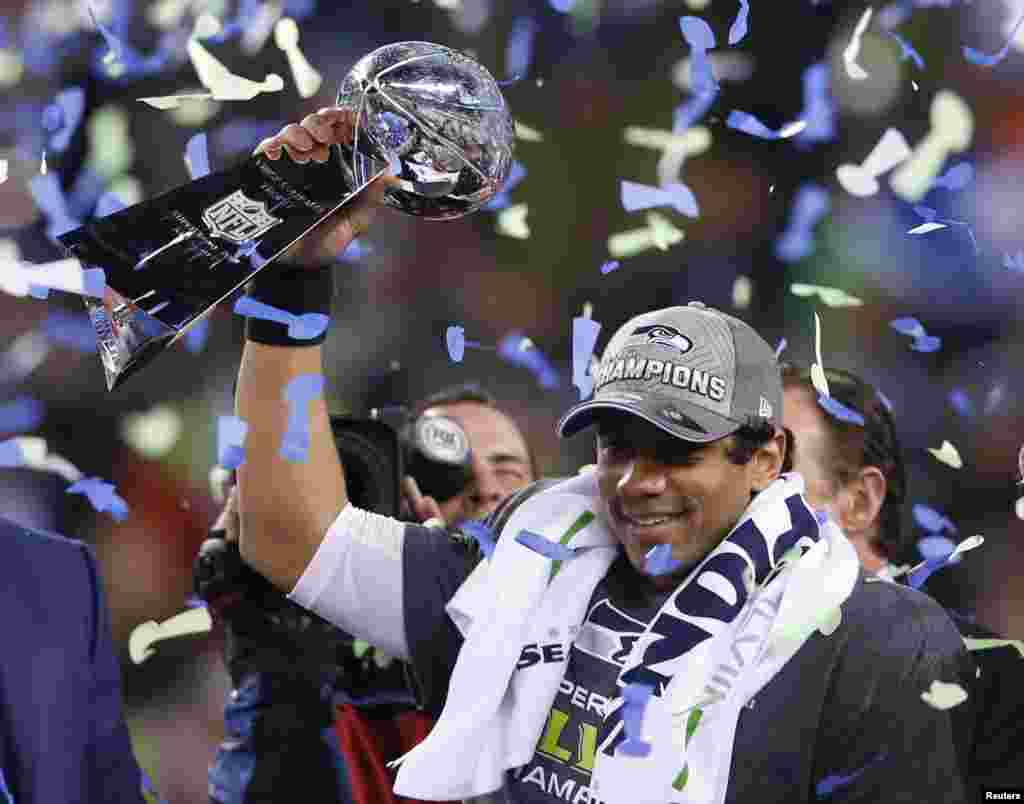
[{"xmin": 0, "ymin": 516, "xmax": 145, "ymax": 803}]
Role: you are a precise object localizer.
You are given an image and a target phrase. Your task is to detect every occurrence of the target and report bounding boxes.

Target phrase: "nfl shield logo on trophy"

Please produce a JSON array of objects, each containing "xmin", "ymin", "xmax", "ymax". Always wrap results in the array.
[{"xmin": 202, "ymin": 190, "xmax": 282, "ymax": 243}]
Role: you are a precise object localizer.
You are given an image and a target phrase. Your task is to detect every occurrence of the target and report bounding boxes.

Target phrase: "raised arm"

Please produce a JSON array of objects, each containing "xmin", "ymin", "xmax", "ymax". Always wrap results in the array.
[{"xmin": 235, "ymin": 108, "xmax": 389, "ymax": 591}]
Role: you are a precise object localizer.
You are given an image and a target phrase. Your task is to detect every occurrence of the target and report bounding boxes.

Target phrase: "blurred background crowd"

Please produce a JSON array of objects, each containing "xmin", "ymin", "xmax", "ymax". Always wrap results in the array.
[{"xmin": 1, "ymin": 0, "xmax": 1022, "ymax": 799}]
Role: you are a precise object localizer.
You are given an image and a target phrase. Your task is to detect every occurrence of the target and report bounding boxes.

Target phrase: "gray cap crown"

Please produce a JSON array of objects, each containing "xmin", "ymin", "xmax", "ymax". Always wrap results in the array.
[{"xmin": 557, "ymin": 301, "xmax": 782, "ymax": 443}]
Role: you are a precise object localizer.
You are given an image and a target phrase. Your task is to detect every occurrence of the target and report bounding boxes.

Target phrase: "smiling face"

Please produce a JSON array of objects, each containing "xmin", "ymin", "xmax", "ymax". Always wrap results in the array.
[{"xmin": 595, "ymin": 412, "xmax": 783, "ymax": 590}]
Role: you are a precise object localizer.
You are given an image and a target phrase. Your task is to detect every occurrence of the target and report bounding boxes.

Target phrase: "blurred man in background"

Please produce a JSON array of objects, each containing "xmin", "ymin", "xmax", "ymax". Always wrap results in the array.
[
  {"xmin": 199, "ymin": 383, "xmax": 535, "ymax": 804},
  {"xmin": 0, "ymin": 515, "xmax": 146, "ymax": 803},
  {"xmin": 781, "ymin": 364, "xmax": 1024, "ymax": 797}
]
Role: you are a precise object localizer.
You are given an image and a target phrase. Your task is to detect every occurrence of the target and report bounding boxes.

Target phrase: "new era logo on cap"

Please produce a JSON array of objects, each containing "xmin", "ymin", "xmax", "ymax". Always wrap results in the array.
[{"xmin": 759, "ymin": 397, "xmax": 773, "ymax": 418}]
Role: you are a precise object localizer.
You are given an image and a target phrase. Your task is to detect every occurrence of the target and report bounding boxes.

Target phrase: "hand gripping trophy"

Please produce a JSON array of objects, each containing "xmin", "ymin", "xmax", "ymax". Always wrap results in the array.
[{"xmin": 58, "ymin": 42, "xmax": 515, "ymax": 390}]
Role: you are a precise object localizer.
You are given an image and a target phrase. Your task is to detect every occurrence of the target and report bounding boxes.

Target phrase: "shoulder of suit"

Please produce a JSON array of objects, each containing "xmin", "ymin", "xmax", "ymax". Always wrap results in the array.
[
  {"xmin": 0, "ymin": 515, "xmax": 89, "ymax": 555},
  {"xmin": 844, "ymin": 571, "xmax": 966, "ymax": 651}
]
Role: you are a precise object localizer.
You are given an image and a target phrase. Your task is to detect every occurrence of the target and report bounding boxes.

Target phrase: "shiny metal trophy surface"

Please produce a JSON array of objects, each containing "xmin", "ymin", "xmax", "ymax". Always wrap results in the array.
[{"xmin": 58, "ymin": 41, "xmax": 515, "ymax": 390}]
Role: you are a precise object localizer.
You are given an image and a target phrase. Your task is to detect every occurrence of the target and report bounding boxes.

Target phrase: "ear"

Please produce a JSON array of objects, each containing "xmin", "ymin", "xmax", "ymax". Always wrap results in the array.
[
  {"xmin": 840, "ymin": 466, "xmax": 886, "ymax": 536},
  {"xmin": 750, "ymin": 430, "xmax": 788, "ymax": 492}
]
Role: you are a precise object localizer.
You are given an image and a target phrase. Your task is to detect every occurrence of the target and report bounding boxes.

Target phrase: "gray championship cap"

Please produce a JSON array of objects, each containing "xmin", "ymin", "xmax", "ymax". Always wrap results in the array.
[{"xmin": 558, "ymin": 302, "xmax": 782, "ymax": 443}]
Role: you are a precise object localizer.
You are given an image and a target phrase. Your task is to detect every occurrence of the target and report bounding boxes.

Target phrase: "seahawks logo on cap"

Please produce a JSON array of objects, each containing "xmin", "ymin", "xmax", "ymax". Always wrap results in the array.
[{"xmin": 632, "ymin": 324, "xmax": 693, "ymax": 355}]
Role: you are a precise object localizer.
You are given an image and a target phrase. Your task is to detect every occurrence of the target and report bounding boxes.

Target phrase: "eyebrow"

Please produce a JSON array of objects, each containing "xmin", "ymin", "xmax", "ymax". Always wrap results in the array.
[{"xmin": 486, "ymin": 452, "xmax": 530, "ymax": 467}]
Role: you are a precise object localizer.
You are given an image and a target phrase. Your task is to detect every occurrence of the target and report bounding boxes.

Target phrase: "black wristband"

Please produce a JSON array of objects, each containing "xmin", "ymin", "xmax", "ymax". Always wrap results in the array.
[{"xmin": 244, "ymin": 263, "xmax": 335, "ymax": 346}]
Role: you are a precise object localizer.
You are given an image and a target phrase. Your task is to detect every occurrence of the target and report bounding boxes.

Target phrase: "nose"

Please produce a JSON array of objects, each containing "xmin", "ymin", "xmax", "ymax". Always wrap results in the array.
[
  {"xmin": 468, "ymin": 460, "xmax": 504, "ymax": 518},
  {"xmin": 617, "ymin": 455, "xmax": 669, "ymax": 497}
]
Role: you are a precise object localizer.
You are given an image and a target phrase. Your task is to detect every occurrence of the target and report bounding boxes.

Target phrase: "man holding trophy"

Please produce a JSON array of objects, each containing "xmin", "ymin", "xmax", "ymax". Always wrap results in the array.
[{"xmin": 58, "ymin": 41, "xmax": 971, "ymax": 804}]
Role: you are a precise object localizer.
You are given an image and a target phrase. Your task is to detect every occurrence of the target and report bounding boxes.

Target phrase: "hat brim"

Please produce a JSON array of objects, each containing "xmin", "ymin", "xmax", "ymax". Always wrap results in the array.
[{"xmin": 557, "ymin": 391, "xmax": 743, "ymax": 444}]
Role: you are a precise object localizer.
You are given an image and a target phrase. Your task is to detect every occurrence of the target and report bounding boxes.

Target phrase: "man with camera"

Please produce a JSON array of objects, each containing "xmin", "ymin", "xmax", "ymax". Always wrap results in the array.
[
  {"xmin": 199, "ymin": 380, "xmax": 536, "ymax": 804},
  {"xmin": 231, "ymin": 111, "xmax": 973, "ymax": 803}
]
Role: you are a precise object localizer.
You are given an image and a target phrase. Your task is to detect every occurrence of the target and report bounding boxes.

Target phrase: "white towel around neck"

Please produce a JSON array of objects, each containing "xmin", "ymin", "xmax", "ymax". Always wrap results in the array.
[{"xmin": 391, "ymin": 471, "xmax": 860, "ymax": 803}]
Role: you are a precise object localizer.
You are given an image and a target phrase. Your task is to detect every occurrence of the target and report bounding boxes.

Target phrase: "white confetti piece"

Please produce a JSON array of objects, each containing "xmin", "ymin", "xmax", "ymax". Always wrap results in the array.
[
  {"xmin": 0, "ymin": 436, "xmax": 82, "ymax": 482},
  {"xmin": 514, "ymin": 120, "xmax": 543, "ymax": 141},
  {"xmin": 1017, "ymin": 496, "xmax": 1024, "ymax": 521},
  {"xmin": 185, "ymin": 37, "xmax": 285, "ymax": 101},
  {"xmin": 927, "ymin": 440, "xmax": 963, "ymax": 469},
  {"xmin": 843, "ymin": 7, "xmax": 874, "ymax": 80},
  {"xmin": 496, "ymin": 203, "xmax": 530, "ymax": 238},
  {"xmin": 732, "ymin": 275, "xmax": 753, "ymax": 309},
  {"xmin": 963, "ymin": 636, "xmax": 1024, "ymax": 658},
  {"xmin": 790, "ymin": 283, "xmax": 864, "ymax": 308},
  {"xmin": 811, "ymin": 311, "xmax": 830, "ymax": 398},
  {"xmin": 129, "ymin": 607, "xmax": 213, "ymax": 664},
  {"xmin": 274, "ymin": 18, "xmax": 323, "ymax": 98},
  {"xmin": 907, "ymin": 221, "xmax": 949, "ymax": 235},
  {"xmin": 209, "ymin": 464, "xmax": 232, "ymax": 504},
  {"xmin": 836, "ymin": 128, "xmax": 910, "ymax": 197},
  {"xmin": 920, "ymin": 680, "xmax": 968, "ymax": 710},
  {"xmin": 607, "ymin": 212, "xmax": 685, "ymax": 257},
  {"xmin": 120, "ymin": 404, "xmax": 183, "ymax": 459},
  {"xmin": 0, "ymin": 159, "xmax": 7, "ymax": 184},
  {"xmin": 817, "ymin": 606, "xmax": 842, "ymax": 636},
  {"xmin": 890, "ymin": 91, "xmax": 973, "ymax": 202}
]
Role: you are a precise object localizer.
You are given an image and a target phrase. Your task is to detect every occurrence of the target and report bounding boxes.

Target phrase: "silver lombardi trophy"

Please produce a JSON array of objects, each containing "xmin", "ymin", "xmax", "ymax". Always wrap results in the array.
[{"xmin": 58, "ymin": 41, "xmax": 515, "ymax": 390}]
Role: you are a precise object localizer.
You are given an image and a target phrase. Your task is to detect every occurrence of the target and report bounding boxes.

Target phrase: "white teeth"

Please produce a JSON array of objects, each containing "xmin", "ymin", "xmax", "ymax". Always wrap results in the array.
[{"xmin": 628, "ymin": 515, "xmax": 673, "ymax": 526}]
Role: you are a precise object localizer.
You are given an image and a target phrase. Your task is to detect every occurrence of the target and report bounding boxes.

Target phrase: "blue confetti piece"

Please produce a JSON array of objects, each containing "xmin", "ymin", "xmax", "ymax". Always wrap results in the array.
[
  {"xmin": 498, "ymin": 332, "xmax": 559, "ymax": 389},
  {"xmin": 460, "ymin": 520, "xmax": 497, "ymax": 559},
  {"xmin": 889, "ymin": 317, "xmax": 925, "ymax": 337},
  {"xmin": 515, "ymin": 529, "xmax": 577, "ymax": 561},
  {"xmin": 678, "ymin": 16, "xmax": 719, "ymax": 96},
  {"xmin": 42, "ymin": 310, "xmax": 98, "ymax": 352},
  {"xmin": 673, "ymin": 88, "xmax": 718, "ymax": 132},
  {"xmin": 816, "ymin": 394, "xmax": 865, "ymax": 426},
  {"xmin": 644, "ymin": 543, "xmax": 682, "ymax": 576},
  {"xmin": 728, "ymin": 0, "xmax": 750, "ymax": 45},
  {"xmin": 183, "ymin": 317, "xmax": 211, "ymax": 354},
  {"xmin": 619, "ymin": 682, "xmax": 654, "ymax": 757},
  {"xmin": 726, "ymin": 110, "xmax": 801, "ymax": 141},
  {"xmin": 94, "ymin": 191, "xmax": 127, "ymax": 219},
  {"xmin": 816, "ymin": 753, "xmax": 887, "ymax": 797},
  {"xmin": 217, "ymin": 415, "xmax": 248, "ymax": 470},
  {"xmin": 28, "ymin": 172, "xmax": 81, "ymax": 242},
  {"xmin": 572, "ymin": 313, "xmax": 602, "ymax": 401},
  {"xmin": 548, "ymin": 0, "xmax": 576, "ymax": 13},
  {"xmin": 910, "ymin": 334, "xmax": 941, "ymax": 353},
  {"xmin": 280, "ymin": 374, "xmax": 324, "ymax": 463},
  {"xmin": 88, "ymin": 5, "xmax": 174, "ymax": 80},
  {"xmin": 446, "ymin": 325, "xmax": 467, "ymax": 362},
  {"xmin": 887, "ymin": 30, "xmax": 925, "ymax": 69},
  {"xmin": 600, "ymin": 260, "xmax": 620, "ymax": 274},
  {"xmin": 185, "ymin": 132, "xmax": 211, "ymax": 180},
  {"xmin": 774, "ymin": 183, "xmax": 830, "ymax": 263},
  {"xmin": 505, "ymin": 17, "xmax": 538, "ymax": 82},
  {"xmin": 930, "ymin": 161, "xmax": 973, "ymax": 192},
  {"xmin": 42, "ymin": 86, "xmax": 86, "ymax": 153},
  {"xmin": 141, "ymin": 766, "xmax": 168, "ymax": 804},
  {"xmin": 0, "ymin": 767, "xmax": 13, "ymax": 804},
  {"xmin": 67, "ymin": 476, "xmax": 129, "ymax": 521},
  {"xmin": 912, "ymin": 204, "xmax": 937, "ymax": 222},
  {"xmin": 0, "ymin": 396, "xmax": 45, "ymax": 434},
  {"xmin": 0, "ymin": 439, "xmax": 28, "ymax": 469},
  {"xmin": 335, "ymin": 237, "xmax": 375, "ymax": 263},
  {"xmin": 917, "ymin": 534, "xmax": 958, "ymax": 561},
  {"xmin": 184, "ymin": 594, "xmax": 206, "ymax": 609},
  {"xmin": 283, "ymin": 0, "xmax": 317, "ymax": 18},
  {"xmin": 912, "ymin": 503, "xmax": 957, "ymax": 535},
  {"xmin": 620, "ymin": 180, "xmax": 699, "ymax": 218},
  {"xmin": 948, "ymin": 388, "xmax": 974, "ymax": 417},
  {"xmin": 1003, "ymin": 250, "xmax": 1024, "ymax": 273},
  {"xmin": 774, "ymin": 337, "xmax": 787, "ymax": 358},
  {"xmin": 233, "ymin": 296, "xmax": 328, "ymax": 341},
  {"xmin": 483, "ymin": 161, "xmax": 527, "ymax": 212},
  {"xmin": 875, "ymin": 388, "xmax": 894, "ymax": 413},
  {"xmin": 212, "ymin": 119, "xmax": 285, "ymax": 155},
  {"xmin": 963, "ymin": 10, "xmax": 1024, "ymax": 67},
  {"xmin": 795, "ymin": 63, "xmax": 836, "ymax": 146}
]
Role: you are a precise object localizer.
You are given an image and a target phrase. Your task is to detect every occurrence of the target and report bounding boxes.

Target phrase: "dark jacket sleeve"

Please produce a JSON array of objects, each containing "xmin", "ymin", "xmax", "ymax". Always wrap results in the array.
[
  {"xmin": 948, "ymin": 613, "xmax": 1024, "ymax": 795},
  {"xmin": 810, "ymin": 579, "xmax": 973, "ymax": 804},
  {"xmin": 79, "ymin": 543, "xmax": 147, "ymax": 803}
]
